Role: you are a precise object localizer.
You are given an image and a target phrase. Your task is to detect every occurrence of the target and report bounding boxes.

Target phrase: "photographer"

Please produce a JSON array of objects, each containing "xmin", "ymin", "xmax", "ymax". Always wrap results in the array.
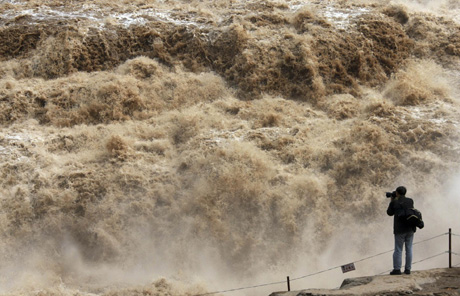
[{"xmin": 386, "ymin": 186, "xmax": 416, "ymax": 275}]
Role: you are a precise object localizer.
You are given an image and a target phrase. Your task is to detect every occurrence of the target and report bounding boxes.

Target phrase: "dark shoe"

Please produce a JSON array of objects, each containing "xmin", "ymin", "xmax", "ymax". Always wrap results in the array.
[
  {"xmin": 390, "ymin": 269, "xmax": 402, "ymax": 275},
  {"xmin": 404, "ymin": 269, "xmax": 411, "ymax": 275}
]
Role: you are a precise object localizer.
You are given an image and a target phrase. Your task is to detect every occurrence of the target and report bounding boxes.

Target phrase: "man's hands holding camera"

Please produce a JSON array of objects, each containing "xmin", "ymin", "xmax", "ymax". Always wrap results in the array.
[{"xmin": 386, "ymin": 191, "xmax": 397, "ymax": 200}]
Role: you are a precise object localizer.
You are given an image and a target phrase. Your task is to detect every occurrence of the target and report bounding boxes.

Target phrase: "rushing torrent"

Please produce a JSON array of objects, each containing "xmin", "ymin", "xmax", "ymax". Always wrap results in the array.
[{"xmin": 0, "ymin": 0, "xmax": 459, "ymax": 295}]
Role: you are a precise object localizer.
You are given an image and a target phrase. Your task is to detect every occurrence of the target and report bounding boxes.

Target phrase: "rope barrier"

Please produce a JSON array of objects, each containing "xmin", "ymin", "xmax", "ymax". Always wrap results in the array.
[
  {"xmin": 377, "ymin": 251, "xmax": 448, "ymax": 275},
  {"xmin": 413, "ymin": 233, "xmax": 447, "ymax": 245},
  {"xmin": 377, "ymin": 268, "xmax": 392, "ymax": 275},
  {"xmin": 412, "ymin": 251, "xmax": 447, "ymax": 265},
  {"xmin": 290, "ymin": 265, "xmax": 340, "ymax": 281},
  {"xmin": 291, "ymin": 233, "xmax": 447, "ymax": 281},
  {"xmin": 193, "ymin": 279, "xmax": 286, "ymax": 296},
  {"xmin": 291, "ymin": 248, "xmax": 397, "ymax": 281},
  {"xmin": 451, "ymin": 251, "xmax": 460, "ymax": 256},
  {"xmin": 372, "ymin": 233, "xmax": 448, "ymax": 276},
  {"xmin": 193, "ymin": 232, "xmax": 451, "ymax": 296}
]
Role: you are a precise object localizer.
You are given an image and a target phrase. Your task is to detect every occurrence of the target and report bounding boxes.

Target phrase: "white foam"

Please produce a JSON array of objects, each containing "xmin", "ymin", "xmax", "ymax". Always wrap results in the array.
[
  {"xmin": 3, "ymin": 132, "xmax": 42, "ymax": 143},
  {"xmin": 288, "ymin": 2, "xmax": 369, "ymax": 29},
  {"xmin": 410, "ymin": 105, "xmax": 458, "ymax": 127},
  {"xmin": 1, "ymin": 3, "xmax": 206, "ymax": 30},
  {"xmin": 113, "ymin": 12, "xmax": 150, "ymax": 27},
  {"xmin": 0, "ymin": 132, "xmax": 43, "ymax": 164},
  {"xmin": 322, "ymin": 6, "xmax": 369, "ymax": 29}
]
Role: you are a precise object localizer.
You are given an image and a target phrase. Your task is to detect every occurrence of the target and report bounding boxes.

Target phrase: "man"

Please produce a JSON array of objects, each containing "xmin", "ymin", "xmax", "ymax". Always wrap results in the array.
[{"xmin": 387, "ymin": 186, "xmax": 416, "ymax": 275}]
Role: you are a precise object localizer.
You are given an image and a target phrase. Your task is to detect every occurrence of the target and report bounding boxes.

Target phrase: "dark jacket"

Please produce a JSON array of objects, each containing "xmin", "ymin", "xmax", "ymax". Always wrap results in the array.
[{"xmin": 387, "ymin": 196, "xmax": 416, "ymax": 234}]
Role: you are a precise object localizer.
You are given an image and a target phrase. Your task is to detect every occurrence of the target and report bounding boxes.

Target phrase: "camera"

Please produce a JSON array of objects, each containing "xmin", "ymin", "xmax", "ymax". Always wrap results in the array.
[{"xmin": 386, "ymin": 191, "xmax": 396, "ymax": 198}]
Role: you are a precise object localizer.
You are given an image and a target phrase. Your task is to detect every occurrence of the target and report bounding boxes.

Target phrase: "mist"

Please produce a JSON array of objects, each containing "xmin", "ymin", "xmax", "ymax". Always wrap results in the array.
[{"xmin": 0, "ymin": 0, "xmax": 459, "ymax": 295}]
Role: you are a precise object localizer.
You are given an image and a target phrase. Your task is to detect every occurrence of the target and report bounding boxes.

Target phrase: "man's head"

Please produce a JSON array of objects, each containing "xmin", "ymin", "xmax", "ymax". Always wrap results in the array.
[{"xmin": 396, "ymin": 186, "xmax": 407, "ymax": 196}]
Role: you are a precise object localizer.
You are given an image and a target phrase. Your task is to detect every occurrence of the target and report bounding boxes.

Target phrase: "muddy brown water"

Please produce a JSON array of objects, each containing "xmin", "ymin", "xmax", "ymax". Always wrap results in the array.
[{"xmin": 0, "ymin": 0, "xmax": 459, "ymax": 295}]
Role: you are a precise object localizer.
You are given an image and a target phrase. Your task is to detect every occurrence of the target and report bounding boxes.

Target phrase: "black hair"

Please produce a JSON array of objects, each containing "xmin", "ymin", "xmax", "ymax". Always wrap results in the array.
[{"xmin": 396, "ymin": 186, "xmax": 407, "ymax": 196}]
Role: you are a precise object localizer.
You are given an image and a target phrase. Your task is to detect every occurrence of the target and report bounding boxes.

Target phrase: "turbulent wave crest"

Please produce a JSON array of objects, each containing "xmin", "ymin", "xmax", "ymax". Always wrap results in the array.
[{"xmin": 0, "ymin": 0, "xmax": 459, "ymax": 295}]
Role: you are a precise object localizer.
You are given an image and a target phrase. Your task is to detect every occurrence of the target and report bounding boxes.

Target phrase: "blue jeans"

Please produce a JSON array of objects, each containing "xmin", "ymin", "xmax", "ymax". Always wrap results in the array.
[{"xmin": 393, "ymin": 231, "xmax": 414, "ymax": 271}]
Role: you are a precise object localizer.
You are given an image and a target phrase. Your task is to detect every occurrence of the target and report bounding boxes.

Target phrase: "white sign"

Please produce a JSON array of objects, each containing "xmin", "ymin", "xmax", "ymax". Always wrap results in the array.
[{"xmin": 341, "ymin": 263, "xmax": 356, "ymax": 273}]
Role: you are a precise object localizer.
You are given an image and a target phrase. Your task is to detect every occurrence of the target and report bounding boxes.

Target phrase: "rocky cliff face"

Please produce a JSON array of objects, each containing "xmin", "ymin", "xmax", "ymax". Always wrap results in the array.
[{"xmin": 270, "ymin": 268, "xmax": 460, "ymax": 296}]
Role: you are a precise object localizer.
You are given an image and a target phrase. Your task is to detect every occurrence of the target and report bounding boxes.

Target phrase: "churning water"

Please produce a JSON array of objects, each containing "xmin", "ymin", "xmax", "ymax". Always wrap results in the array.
[{"xmin": 0, "ymin": 0, "xmax": 459, "ymax": 295}]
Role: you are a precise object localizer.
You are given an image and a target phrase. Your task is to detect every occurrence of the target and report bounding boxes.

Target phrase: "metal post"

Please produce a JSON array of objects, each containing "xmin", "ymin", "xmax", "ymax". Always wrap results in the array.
[
  {"xmin": 287, "ymin": 276, "xmax": 290, "ymax": 291},
  {"xmin": 449, "ymin": 228, "xmax": 452, "ymax": 268}
]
